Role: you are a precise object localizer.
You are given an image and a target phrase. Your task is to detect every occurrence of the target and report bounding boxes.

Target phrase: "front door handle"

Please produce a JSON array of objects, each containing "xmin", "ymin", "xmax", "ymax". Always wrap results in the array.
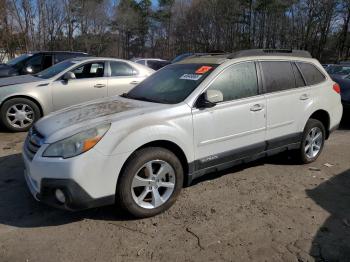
[
  {"xmin": 300, "ymin": 94, "xmax": 310, "ymax": 100},
  {"xmin": 94, "ymin": 84, "xmax": 106, "ymax": 88},
  {"xmin": 130, "ymin": 81, "xmax": 140, "ymax": 85},
  {"xmin": 250, "ymin": 104, "xmax": 264, "ymax": 112}
]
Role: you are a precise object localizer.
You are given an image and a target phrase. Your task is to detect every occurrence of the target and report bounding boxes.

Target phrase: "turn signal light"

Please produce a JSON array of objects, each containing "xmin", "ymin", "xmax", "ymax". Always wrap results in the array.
[{"xmin": 333, "ymin": 83, "xmax": 341, "ymax": 94}]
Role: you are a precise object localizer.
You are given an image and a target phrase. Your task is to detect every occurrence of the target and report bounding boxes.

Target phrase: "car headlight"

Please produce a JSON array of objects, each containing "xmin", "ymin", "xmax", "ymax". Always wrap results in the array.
[{"xmin": 43, "ymin": 123, "xmax": 111, "ymax": 159}]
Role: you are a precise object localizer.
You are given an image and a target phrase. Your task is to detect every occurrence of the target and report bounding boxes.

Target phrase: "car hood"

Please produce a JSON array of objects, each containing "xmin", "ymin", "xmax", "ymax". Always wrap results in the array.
[
  {"xmin": 0, "ymin": 75, "xmax": 42, "ymax": 87},
  {"xmin": 35, "ymin": 96, "xmax": 167, "ymax": 143}
]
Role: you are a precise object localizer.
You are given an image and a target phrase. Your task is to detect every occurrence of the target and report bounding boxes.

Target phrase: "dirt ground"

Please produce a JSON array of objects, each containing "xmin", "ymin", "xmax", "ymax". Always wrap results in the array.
[{"xmin": 0, "ymin": 116, "xmax": 350, "ymax": 262}]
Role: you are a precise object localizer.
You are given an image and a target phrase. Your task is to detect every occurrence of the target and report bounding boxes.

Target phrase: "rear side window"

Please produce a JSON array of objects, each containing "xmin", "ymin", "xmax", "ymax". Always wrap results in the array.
[
  {"xmin": 292, "ymin": 63, "xmax": 306, "ymax": 88},
  {"xmin": 261, "ymin": 61, "xmax": 295, "ymax": 92},
  {"xmin": 110, "ymin": 61, "xmax": 136, "ymax": 76},
  {"xmin": 208, "ymin": 62, "xmax": 258, "ymax": 102},
  {"xmin": 297, "ymin": 62, "xmax": 326, "ymax": 85}
]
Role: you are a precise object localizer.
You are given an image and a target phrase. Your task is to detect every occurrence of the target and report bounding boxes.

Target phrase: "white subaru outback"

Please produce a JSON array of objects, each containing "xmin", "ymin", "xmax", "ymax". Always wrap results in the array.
[{"xmin": 23, "ymin": 50, "xmax": 343, "ymax": 217}]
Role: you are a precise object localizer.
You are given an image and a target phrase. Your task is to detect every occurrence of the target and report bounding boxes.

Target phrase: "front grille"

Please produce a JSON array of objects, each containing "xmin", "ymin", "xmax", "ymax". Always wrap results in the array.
[{"xmin": 24, "ymin": 127, "xmax": 45, "ymax": 161}]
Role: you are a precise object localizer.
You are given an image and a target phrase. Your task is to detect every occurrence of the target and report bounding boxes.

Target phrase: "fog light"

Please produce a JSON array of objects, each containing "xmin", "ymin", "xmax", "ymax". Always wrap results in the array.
[{"xmin": 55, "ymin": 189, "xmax": 66, "ymax": 204}]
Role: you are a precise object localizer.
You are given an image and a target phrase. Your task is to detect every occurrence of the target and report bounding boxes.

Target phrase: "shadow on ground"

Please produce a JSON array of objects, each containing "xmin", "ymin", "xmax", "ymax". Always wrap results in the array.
[
  {"xmin": 0, "ymin": 153, "xmax": 134, "ymax": 229},
  {"xmin": 307, "ymin": 169, "xmax": 350, "ymax": 261}
]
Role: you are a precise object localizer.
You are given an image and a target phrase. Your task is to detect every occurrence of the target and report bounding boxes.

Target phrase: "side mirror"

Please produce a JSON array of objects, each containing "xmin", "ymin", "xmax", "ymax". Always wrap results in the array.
[
  {"xmin": 196, "ymin": 90, "xmax": 223, "ymax": 109},
  {"xmin": 25, "ymin": 66, "xmax": 33, "ymax": 74},
  {"xmin": 62, "ymin": 72, "xmax": 76, "ymax": 81}
]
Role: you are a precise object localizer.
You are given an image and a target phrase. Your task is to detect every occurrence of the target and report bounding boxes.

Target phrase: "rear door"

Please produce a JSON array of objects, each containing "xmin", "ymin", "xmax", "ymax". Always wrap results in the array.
[
  {"xmin": 107, "ymin": 61, "xmax": 145, "ymax": 96},
  {"xmin": 261, "ymin": 60, "xmax": 318, "ymax": 149},
  {"xmin": 192, "ymin": 61, "xmax": 267, "ymax": 170},
  {"xmin": 51, "ymin": 61, "xmax": 108, "ymax": 110}
]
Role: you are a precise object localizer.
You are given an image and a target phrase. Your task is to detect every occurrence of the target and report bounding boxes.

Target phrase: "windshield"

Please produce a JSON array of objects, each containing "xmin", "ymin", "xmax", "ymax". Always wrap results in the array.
[
  {"xmin": 125, "ymin": 63, "xmax": 217, "ymax": 104},
  {"xmin": 35, "ymin": 60, "xmax": 76, "ymax": 79},
  {"xmin": 6, "ymin": 54, "xmax": 32, "ymax": 66},
  {"xmin": 326, "ymin": 65, "xmax": 350, "ymax": 75}
]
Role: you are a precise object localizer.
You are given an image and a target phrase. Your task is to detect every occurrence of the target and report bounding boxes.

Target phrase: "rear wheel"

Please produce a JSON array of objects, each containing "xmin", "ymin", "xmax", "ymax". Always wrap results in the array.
[
  {"xmin": 0, "ymin": 98, "xmax": 41, "ymax": 132},
  {"xmin": 298, "ymin": 119, "xmax": 325, "ymax": 164},
  {"xmin": 116, "ymin": 147, "xmax": 183, "ymax": 218}
]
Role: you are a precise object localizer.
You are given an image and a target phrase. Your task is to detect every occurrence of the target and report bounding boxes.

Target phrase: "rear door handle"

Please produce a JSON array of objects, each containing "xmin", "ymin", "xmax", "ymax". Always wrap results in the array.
[
  {"xmin": 94, "ymin": 84, "xmax": 106, "ymax": 88},
  {"xmin": 250, "ymin": 104, "xmax": 264, "ymax": 112},
  {"xmin": 300, "ymin": 94, "xmax": 310, "ymax": 100},
  {"xmin": 130, "ymin": 81, "xmax": 140, "ymax": 85}
]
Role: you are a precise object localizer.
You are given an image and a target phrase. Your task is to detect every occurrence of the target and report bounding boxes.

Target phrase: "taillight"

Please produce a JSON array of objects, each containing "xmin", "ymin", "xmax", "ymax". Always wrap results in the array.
[{"xmin": 333, "ymin": 83, "xmax": 341, "ymax": 94}]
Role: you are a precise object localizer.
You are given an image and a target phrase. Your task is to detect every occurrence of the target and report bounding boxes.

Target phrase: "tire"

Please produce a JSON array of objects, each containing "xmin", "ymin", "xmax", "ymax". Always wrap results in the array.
[
  {"xmin": 298, "ymin": 119, "xmax": 326, "ymax": 164},
  {"xmin": 0, "ymin": 98, "xmax": 41, "ymax": 132},
  {"xmin": 116, "ymin": 147, "xmax": 184, "ymax": 218}
]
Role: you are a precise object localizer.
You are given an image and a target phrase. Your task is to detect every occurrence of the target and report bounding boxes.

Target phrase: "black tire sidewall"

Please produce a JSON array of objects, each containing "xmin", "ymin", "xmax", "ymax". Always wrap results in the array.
[
  {"xmin": 300, "ymin": 119, "xmax": 326, "ymax": 164},
  {"xmin": 116, "ymin": 147, "xmax": 184, "ymax": 218},
  {"xmin": 0, "ymin": 98, "xmax": 41, "ymax": 132}
]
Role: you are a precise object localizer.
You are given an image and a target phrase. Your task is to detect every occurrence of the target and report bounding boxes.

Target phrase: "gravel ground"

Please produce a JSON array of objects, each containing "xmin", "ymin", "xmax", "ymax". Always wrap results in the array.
[{"xmin": 0, "ymin": 116, "xmax": 349, "ymax": 262}]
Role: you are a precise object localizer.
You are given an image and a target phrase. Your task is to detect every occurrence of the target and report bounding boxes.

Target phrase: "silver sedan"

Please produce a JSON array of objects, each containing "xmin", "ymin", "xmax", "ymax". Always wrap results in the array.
[{"xmin": 0, "ymin": 57, "xmax": 154, "ymax": 132}]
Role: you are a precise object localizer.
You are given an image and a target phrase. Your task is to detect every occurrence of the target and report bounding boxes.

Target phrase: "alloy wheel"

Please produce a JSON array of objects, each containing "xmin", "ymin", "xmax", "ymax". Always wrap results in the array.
[
  {"xmin": 131, "ymin": 160, "xmax": 176, "ymax": 209},
  {"xmin": 6, "ymin": 103, "xmax": 34, "ymax": 129},
  {"xmin": 304, "ymin": 127, "xmax": 323, "ymax": 159}
]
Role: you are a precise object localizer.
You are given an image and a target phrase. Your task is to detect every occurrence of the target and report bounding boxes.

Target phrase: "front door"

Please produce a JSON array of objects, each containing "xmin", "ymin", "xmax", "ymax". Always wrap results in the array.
[
  {"xmin": 192, "ymin": 61, "xmax": 266, "ymax": 171},
  {"xmin": 51, "ymin": 61, "xmax": 108, "ymax": 110}
]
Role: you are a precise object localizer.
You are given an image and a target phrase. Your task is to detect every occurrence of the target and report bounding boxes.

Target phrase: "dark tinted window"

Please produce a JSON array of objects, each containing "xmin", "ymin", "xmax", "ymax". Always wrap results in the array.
[
  {"xmin": 126, "ymin": 63, "xmax": 216, "ymax": 104},
  {"xmin": 72, "ymin": 62, "xmax": 104, "ymax": 78},
  {"xmin": 42, "ymin": 55, "xmax": 53, "ymax": 69},
  {"xmin": 297, "ymin": 62, "xmax": 326, "ymax": 85},
  {"xmin": 148, "ymin": 60, "xmax": 170, "ymax": 70},
  {"xmin": 110, "ymin": 61, "xmax": 136, "ymax": 76},
  {"xmin": 261, "ymin": 61, "xmax": 295, "ymax": 92},
  {"xmin": 25, "ymin": 54, "xmax": 43, "ymax": 73},
  {"xmin": 54, "ymin": 53, "xmax": 73, "ymax": 63},
  {"xmin": 292, "ymin": 62, "xmax": 306, "ymax": 88},
  {"xmin": 208, "ymin": 62, "xmax": 258, "ymax": 101}
]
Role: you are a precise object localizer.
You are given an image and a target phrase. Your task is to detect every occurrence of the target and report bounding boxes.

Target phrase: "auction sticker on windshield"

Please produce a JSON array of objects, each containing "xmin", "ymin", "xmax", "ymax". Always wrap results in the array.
[
  {"xmin": 195, "ymin": 66, "xmax": 213, "ymax": 74},
  {"xmin": 180, "ymin": 74, "xmax": 202, "ymax": 81}
]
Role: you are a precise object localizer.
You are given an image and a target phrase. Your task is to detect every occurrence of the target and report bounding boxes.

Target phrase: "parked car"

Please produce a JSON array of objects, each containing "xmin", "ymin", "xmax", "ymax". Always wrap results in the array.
[
  {"xmin": 329, "ymin": 74, "xmax": 350, "ymax": 110},
  {"xmin": 326, "ymin": 64, "xmax": 350, "ymax": 77},
  {"xmin": 325, "ymin": 64, "xmax": 350, "ymax": 110},
  {"xmin": 132, "ymin": 58, "xmax": 170, "ymax": 70},
  {"xmin": 23, "ymin": 49, "xmax": 342, "ymax": 218},
  {"xmin": 0, "ymin": 57, "xmax": 154, "ymax": 131},
  {"xmin": 0, "ymin": 51, "xmax": 88, "ymax": 78}
]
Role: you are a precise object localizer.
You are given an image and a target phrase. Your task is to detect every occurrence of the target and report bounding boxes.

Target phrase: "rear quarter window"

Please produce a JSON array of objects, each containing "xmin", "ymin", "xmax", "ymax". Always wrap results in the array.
[
  {"xmin": 260, "ymin": 61, "xmax": 296, "ymax": 93},
  {"xmin": 297, "ymin": 62, "xmax": 326, "ymax": 86}
]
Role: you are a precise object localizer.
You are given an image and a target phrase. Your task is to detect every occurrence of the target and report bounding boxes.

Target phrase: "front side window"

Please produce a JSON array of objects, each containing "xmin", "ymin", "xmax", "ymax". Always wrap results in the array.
[
  {"xmin": 26, "ymin": 54, "xmax": 43, "ymax": 68},
  {"xmin": 110, "ymin": 61, "xmax": 136, "ymax": 76},
  {"xmin": 261, "ymin": 61, "xmax": 296, "ymax": 92},
  {"xmin": 297, "ymin": 62, "xmax": 326, "ymax": 86},
  {"xmin": 207, "ymin": 62, "xmax": 258, "ymax": 102},
  {"xmin": 72, "ymin": 62, "xmax": 105, "ymax": 79},
  {"xmin": 125, "ymin": 63, "xmax": 217, "ymax": 104}
]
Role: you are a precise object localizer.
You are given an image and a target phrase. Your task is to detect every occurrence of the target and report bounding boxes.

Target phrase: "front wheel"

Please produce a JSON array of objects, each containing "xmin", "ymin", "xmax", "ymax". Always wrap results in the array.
[
  {"xmin": 116, "ymin": 147, "xmax": 184, "ymax": 218},
  {"xmin": 298, "ymin": 119, "xmax": 326, "ymax": 164}
]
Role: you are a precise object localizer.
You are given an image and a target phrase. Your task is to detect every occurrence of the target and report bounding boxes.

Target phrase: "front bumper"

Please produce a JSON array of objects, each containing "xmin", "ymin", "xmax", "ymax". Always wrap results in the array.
[
  {"xmin": 22, "ymin": 142, "xmax": 130, "ymax": 211},
  {"xmin": 24, "ymin": 169, "xmax": 114, "ymax": 210}
]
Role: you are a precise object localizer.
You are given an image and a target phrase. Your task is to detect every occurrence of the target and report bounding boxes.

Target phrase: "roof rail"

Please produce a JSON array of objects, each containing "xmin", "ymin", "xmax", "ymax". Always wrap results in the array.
[{"xmin": 228, "ymin": 49, "xmax": 312, "ymax": 59}]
